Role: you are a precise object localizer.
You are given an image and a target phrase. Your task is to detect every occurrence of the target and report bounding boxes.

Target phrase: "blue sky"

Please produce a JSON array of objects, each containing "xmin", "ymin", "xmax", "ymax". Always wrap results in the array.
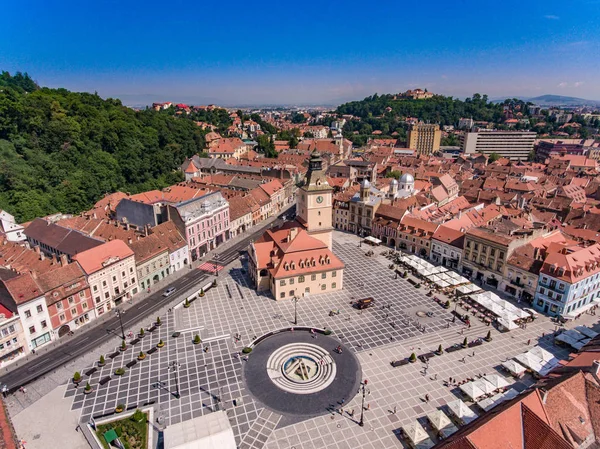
[{"xmin": 1, "ymin": 0, "xmax": 599, "ymax": 105}]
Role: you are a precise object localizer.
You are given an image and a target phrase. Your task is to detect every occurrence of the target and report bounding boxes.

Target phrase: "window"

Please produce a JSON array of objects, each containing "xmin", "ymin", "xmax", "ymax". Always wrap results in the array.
[
  {"xmin": 321, "ymin": 284, "xmax": 326, "ymax": 290},
  {"xmin": 41, "ymin": 320, "xmax": 47, "ymax": 329},
  {"xmin": 130, "ymin": 267, "xmax": 134, "ymax": 273},
  {"xmin": 311, "ymin": 274, "xmax": 316, "ymax": 281},
  {"xmin": 93, "ymin": 285, "xmax": 98, "ymax": 292},
  {"xmin": 82, "ymin": 302, "xmax": 88, "ymax": 310},
  {"xmin": 71, "ymin": 308, "xmax": 77, "ymax": 315},
  {"xmin": 290, "ymin": 278, "xmax": 294, "ymax": 285},
  {"xmin": 29, "ymin": 326, "xmax": 36, "ymax": 334},
  {"xmin": 332, "ymin": 283, "xmax": 337, "ymax": 289},
  {"xmin": 490, "ymin": 248, "xmax": 495, "ymax": 256},
  {"xmin": 36, "ymin": 305, "xmax": 43, "ymax": 313},
  {"xmin": 280, "ymin": 292, "xmax": 285, "ymax": 299},
  {"xmin": 289, "ymin": 290, "xmax": 294, "ymax": 297},
  {"xmin": 79, "ymin": 291, "xmax": 85, "ymax": 298},
  {"xmin": 24, "ymin": 310, "xmax": 31, "ymax": 318},
  {"xmin": 332, "ymin": 271, "xmax": 337, "ymax": 278},
  {"xmin": 112, "ymin": 276, "xmax": 117, "ymax": 282},
  {"xmin": 122, "ymin": 271, "xmax": 125, "ymax": 277},
  {"xmin": 59, "ymin": 314, "xmax": 65, "ymax": 322},
  {"xmin": 298, "ymin": 275, "xmax": 305, "ymax": 283},
  {"xmin": 102, "ymin": 281, "xmax": 107, "ymax": 287},
  {"xmin": 305, "ymin": 287, "xmax": 310, "ymax": 293},
  {"xmin": 321, "ymin": 273, "xmax": 326, "ymax": 279},
  {"xmin": 105, "ymin": 292, "xmax": 110, "ymax": 299},
  {"xmin": 95, "ymin": 296, "xmax": 101, "ymax": 304},
  {"xmin": 280, "ymin": 280, "xmax": 286, "ymax": 286},
  {"xmin": 559, "ymin": 283, "xmax": 565, "ymax": 291},
  {"xmin": 131, "ymin": 278, "xmax": 135, "ymax": 284},
  {"xmin": 68, "ymin": 296, "xmax": 74, "ymax": 304}
]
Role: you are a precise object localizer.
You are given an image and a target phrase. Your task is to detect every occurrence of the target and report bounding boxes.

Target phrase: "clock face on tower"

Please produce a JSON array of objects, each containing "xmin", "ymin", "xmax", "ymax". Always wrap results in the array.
[{"xmin": 316, "ymin": 196, "xmax": 323, "ymax": 204}]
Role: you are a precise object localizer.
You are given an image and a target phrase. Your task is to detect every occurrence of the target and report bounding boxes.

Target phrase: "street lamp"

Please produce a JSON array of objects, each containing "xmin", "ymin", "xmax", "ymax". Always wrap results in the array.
[
  {"xmin": 214, "ymin": 254, "xmax": 219, "ymax": 277},
  {"xmin": 169, "ymin": 362, "xmax": 181, "ymax": 399},
  {"xmin": 115, "ymin": 309, "xmax": 126, "ymax": 341},
  {"xmin": 359, "ymin": 379, "xmax": 368, "ymax": 427},
  {"xmin": 292, "ymin": 296, "xmax": 299, "ymax": 325}
]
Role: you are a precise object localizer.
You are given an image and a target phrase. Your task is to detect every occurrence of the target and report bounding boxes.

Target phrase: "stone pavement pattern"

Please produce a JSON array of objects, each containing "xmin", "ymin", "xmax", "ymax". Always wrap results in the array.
[{"xmin": 6, "ymin": 230, "xmax": 600, "ymax": 449}]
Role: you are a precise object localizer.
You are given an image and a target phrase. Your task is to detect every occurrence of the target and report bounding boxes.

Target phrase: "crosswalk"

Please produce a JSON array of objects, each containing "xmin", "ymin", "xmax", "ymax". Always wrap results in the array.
[{"xmin": 198, "ymin": 262, "xmax": 224, "ymax": 273}]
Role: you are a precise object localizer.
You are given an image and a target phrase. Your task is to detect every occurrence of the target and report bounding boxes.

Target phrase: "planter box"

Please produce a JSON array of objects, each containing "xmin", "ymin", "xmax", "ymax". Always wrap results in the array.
[{"xmin": 391, "ymin": 359, "xmax": 410, "ymax": 367}]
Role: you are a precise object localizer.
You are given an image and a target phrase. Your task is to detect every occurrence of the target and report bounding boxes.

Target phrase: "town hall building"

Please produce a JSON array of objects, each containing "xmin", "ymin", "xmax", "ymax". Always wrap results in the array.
[{"xmin": 248, "ymin": 150, "xmax": 345, "ymax": 299}]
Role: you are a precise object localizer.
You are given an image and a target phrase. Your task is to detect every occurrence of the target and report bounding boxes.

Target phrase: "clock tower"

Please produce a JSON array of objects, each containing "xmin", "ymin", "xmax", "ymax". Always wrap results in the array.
[{"xmin": 297, "ymin": 150, "xmax": 333, "ymax": 249}]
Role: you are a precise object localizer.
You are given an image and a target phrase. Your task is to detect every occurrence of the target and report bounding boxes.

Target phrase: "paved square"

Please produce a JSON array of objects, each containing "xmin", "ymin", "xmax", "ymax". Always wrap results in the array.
[{"xmin": 58, "ymin": 230, "xmax": 597, "ymax": 449}]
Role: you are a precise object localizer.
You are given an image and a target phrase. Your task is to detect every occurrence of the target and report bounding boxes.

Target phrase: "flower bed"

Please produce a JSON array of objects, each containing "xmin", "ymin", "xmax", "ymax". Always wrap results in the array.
[{"xmin": 95, "ymin": 411, "xmax": 148, "ymax": 449}]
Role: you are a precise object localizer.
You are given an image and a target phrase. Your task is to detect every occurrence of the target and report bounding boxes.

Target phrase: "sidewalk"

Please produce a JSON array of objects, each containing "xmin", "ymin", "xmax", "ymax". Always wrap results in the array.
[{"xmin": 0, "ymin": 205, "xmax": 292, "ymax": 377}]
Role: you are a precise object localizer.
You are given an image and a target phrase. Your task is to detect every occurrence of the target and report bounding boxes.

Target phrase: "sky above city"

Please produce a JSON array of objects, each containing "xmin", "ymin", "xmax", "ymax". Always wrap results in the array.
[{"xmin": 2, "ymin": 0, "xmax": 600, "ymax": 106}]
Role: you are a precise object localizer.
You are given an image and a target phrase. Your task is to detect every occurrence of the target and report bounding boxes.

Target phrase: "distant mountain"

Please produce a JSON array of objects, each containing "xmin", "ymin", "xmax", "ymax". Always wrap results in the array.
[
  {"xmin": 492, "ymin": 94, "xmax": 600, "ymax": 107},
  {"xmin": 527, "ymin": 95, "xmax": 600, "ymax": 107}
]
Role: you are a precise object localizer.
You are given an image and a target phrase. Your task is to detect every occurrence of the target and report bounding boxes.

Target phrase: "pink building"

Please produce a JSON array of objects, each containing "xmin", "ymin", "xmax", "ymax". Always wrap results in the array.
[{"xmin": 168, "ymin": 192, "xmax": 230, "ymax": 261}]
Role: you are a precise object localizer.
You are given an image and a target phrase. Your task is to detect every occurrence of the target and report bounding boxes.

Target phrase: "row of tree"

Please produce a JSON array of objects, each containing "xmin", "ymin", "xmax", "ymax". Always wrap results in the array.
[{"xmin": 0, "ymin": 71, "xmax": 220, "ymax": 222}]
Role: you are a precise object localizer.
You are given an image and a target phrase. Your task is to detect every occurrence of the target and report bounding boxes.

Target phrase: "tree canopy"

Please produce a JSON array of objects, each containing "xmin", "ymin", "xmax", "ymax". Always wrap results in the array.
[{"xmin": 0, "ymin": 71, "xmax": 213, "ymax": 222}]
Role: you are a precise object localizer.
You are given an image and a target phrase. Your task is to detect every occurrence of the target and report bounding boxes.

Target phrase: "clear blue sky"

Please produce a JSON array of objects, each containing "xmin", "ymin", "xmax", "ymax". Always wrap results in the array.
[{"xmin": 1, "ymin": 0, "xmax": 599, "ymax": 105}]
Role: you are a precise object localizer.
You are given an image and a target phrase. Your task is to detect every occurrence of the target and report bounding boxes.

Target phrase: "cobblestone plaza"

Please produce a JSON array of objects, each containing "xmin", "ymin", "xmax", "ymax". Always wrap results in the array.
[{"xmin": 10, "ymin": 230, "xmax": 599, "ymax": 449}]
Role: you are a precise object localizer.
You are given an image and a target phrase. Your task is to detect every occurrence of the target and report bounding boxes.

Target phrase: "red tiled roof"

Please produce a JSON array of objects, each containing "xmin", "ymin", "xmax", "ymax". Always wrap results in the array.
[{"xmin": 73, "ymin": 240, "xmax": 134, "ymax": 275}]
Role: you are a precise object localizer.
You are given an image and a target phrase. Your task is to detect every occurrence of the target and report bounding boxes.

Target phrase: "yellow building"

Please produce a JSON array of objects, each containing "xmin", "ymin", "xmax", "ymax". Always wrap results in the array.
[
  {"xmin": 407, "ymin": 124, "xmax": 441, "ymax": 156},
  {"xmin": 248, "ymin": 150, "xmax": 345, "ymax": 299}
]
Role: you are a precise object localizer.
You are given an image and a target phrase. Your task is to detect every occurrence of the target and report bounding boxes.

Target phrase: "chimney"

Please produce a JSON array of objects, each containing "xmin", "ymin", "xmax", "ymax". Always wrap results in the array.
[
  {"xmin": 128, "ymin": 237, "xmax": 132, "ymax": 245},
  {"xmin": 592, "ymin": 360, "xmax": 600, "ymax": 384},
  {"xmin": 30, "ymin": 270, "xmax": 37, "ymax": 280},
  {"xmin": 34, "ymin": 245, "xmax": 41, "ymax": 255},
  {"xmin": 125, "ymin": 223, "xmax": 130, "ymax": 231},
  {"xmin": 51, "ymin": 254, "xmax": 57, "ymax": 265},
  {"xmin": 59, "ymin": 254, "xmax": 68, "ymax": 267},
  {"xmin": 540, "ymin": 388, "xmax": 548, "ymax": 404},
  {"xmin": 289, "ymin": 227, "xmax": 298, "ymax": 242},
  {"xmin": 39, "ymin": 252, "xmax": 45, "ymax": 261}
]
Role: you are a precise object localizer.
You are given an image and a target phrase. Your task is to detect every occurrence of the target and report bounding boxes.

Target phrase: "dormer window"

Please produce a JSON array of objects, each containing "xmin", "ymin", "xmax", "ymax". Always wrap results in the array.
[
  {"xmin": 299, "ymin": 261, "xmax": 304, "ymax": 268},
  {"xmin": 284, "ymin": 263, "xmax": 289, "ymax": 271},
  {"xmin": 291, "ymin": 263, "xmax": 295, "ymax": 270}
]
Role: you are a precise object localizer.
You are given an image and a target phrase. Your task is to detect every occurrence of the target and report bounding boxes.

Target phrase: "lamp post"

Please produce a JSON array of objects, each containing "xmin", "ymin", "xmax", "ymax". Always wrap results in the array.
[
  {"xmin": 292, "ymin": 296, "xmax": 299, "ymax": 325},
  {"xmin": 169, "ymin": 362, "xmax": 181, "ymax": 399},
  {"xmin": 115, "ymin": 309, "xmax": 126, "ymax": 341},
  {"xmin": 214, "ymin": 254, "xmax": 219, "ymax": 277},
  {"xmin": 359, "ymin": 379, "xmax": 368, "ymax": 427}
]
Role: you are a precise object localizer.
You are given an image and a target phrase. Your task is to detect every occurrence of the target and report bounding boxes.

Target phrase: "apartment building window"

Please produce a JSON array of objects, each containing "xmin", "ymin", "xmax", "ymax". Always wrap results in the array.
[
  {"xmin": 280, "ymin": 280, "xmax": 286, "ymax": 286},
  {"xmin": 41, "ymin": 320, "xmax": 47, "ymax": 329},
  {"xmin": 332, "ymin": 271, "xmax": 337, "ymax": 277},
  {"xmin": 499, "ymin": 251, "xmax": 505, "ymax": 259},
  {"xmin": 82, "ymin": 302, "xmax": 88, "ymax": 310},
  {"xmin": 29, "ymin": 326, "xmax": 35, "ymax": 334},
  {"xmin": 121, "ymin": 271, "xmax": 125, "ymax": 277},
  {"xmin": 490, "ymin": 248, "xmax": 495, "ymax": 256},
  {"xmin": 311, "ymin": 274, "xmax": 316, "ymax": 281},
  {"xmin": 130, "ymin": 267, "xmax": 134, "ymax": 273},
  {"xmin": 36, "ymin": 305, "xmax": 43, "ymax": 313},
  {"xmin": 102, "ymin": 281, "xmax": 107, "ymax": 287},
  {"xmin": 93, "ymin": 285, "xmax": 98, "ymax": 292},
  {"xmin": 59, "ymin": 314, "xmax": 65, "ymax": 322},
  {"xmin": 79, "ymin": 291, "xmax": 85, "ymax": 298},
  {"xmin": 24, "ymin": 310, "xmax": 31, "ymax": 318},
  {"xmin": 290, "ymin": 278, "xmax": 294, "ymax": 285},
  {"xmin": 321, "ymin": 273, "xmax": 326, "ymax": 279},
  {"xmin": 112, "ymin": 276, "xmax": 117, "ymax": 282},
  {"xmin": 298, "ymin": 275, "xmax": 305, "ymax": 283},
  {"xmin": 474, "ymin": 243, "xmax": 479, "ymax": 251},
  {"xmin": 95, "ymin": 296, "xmax": 100, "ymax": 304},
  {"xmin": 71, "ymin": 308, "xmax": 77, "ymax": 315},
  {"xmin": 332, "ymin": 283, "xmax": 337, "ymax": 289},
  {"xmin": 104, "ymin": 292, "xmax": 109, "ymax": 299},
  {"xmin": 68, "ymin": 296, "xmax": 74, "ymax": 304},
  {"xmin": 131, "ymin": 278, "xmax": 135, "ymax": 285},
  {"xmin": 280, "ymin": 292, "xmax": 285, "ymax": 299},
  {"xmin": 466, "ymin": 241, "xmax": 471, "ymax": 248}
]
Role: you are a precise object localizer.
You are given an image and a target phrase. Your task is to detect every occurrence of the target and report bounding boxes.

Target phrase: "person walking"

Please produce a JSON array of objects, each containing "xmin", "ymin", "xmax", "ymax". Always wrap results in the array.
[{"xmin": 425, "ymin": 394, "xmax": 430, "ymax": 403}]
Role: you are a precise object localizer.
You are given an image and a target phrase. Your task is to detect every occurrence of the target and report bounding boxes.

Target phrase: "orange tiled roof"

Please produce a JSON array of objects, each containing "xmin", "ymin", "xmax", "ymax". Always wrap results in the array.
[{"xmin": 73, "ymin": 240, "xmax": 134, "ymax": 275}]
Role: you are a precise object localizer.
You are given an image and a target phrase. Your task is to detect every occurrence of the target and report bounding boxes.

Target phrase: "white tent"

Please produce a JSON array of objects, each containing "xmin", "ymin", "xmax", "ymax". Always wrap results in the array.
[
  {"xmin": 473, "ymin": 379, "xmax": 496, "ymax": 395},
  {"xmin": 446, "ymin": 399, "xmax": 478, "ymax": 425},
  {"xmin": 528, "ymin": 346, "xmax": 559, "ymax": 364},
  {"xmin": 401, "ymin": 421, "xmax": 434, "ymax": 448},
  {"xmin": 483, "ymin": 374, "xmax": 510, "ymax": 390},
  {"xmin": 501, "ymin": 359, "xmax": 527, "ymax": 377},
  {"xmin": 497, "ymin": 317, "xmax": 518, "ymax": 331},
  {"xmin": 575, "ymin": 326, "xmax": 598, "ymax": 339},
  {"xmin": 164, "ymin": 411, "xmax": 236, "ymax": 449},
  {"xmin": 427, "ymin": 410, "xmax": 458, "ymax": 438},
  {"xmin": 459, "ymin": 382, "xmax": 486, "ymax": 401},
  {"xmin": 514, "ymin": 352, "xmax": 544, "ymax": 373}
]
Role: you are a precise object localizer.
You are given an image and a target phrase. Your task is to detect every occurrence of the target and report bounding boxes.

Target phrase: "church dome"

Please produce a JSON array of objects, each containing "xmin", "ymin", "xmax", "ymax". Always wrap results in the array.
[
  {"xmin": 360, "ymin": 179, "xmax": 371, "ymax": 189},
  {"xmin": 400, "ymin": 173, "xmax": 414, "ymax": 184},
  {"xmin": 390, "ymin": 179, "xmax": 398, "ymax": 186}
]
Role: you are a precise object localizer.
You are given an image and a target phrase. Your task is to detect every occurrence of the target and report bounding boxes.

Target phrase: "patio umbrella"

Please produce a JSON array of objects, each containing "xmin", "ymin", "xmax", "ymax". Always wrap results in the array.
[
  {"xmin": 528, "ymin": 346, "xmax": 558, "ymax": 364},
  {"xmin": 515, "ymin": 352, "xmax": 544, "ymax": 373},
  {"xmin": 402, "ymin": 421, "xmax": 429, "ymax": 444},
  {"xmin": 459, "ymin": 381, "xmax": 486, "ymax": 401},
  {"xmin": 447, "ymin": 399, "xmax": 478, "ymax": 424},
  {"xmin": 501, "ymin": 359, "xmax": 527, "ymax": 376},
  {"xmin": 473, "ymin": 379, "xmax": 496, "ymax": 395},
  {"xmin": 427, "ymin": 410, "xmax": 452, "ymax": 431},
  {"xmin": 483, "ymin": 374, "xmax": 510, "ymax": 390}
]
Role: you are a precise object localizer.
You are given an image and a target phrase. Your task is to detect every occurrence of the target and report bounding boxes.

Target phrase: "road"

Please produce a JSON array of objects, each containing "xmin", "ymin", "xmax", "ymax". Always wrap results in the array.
[{"xmin": 0, "ymin": 208, "xmax": 292, "ymax": 391}]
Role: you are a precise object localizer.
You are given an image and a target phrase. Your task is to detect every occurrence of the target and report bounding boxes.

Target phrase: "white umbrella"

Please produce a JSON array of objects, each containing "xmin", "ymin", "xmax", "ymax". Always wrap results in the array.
[
  {"xmin": 483, "ymin": 374, "xmax": 510, "ymax": 390},
  {"xmin": 427, "ymin": 410, "xmax": 452, "ymax": 431},
  {"xmin": 515, "ymin": 353, "xmax": 544, "ymax": 373},
  {"xmin": 460, "ymin": 381, "xmax": 486, "ymax": 401},
  {"xmin": 501, "ymin": 359, "xmax": 527, "ymax": 376},
  {"xmin": 473, "ymin": 379, "xmax": 496, "ymax": 395},
  {"xmin": 402, "ymin": 421, "xmax": 430, "ymax": 444},
  {"xmin": 528, "ymin": 346, "xmax": 558, "ymax": 364},
  {"xmin": 447, "ymin": 399, "xmax": 478, "ymax": 424}
]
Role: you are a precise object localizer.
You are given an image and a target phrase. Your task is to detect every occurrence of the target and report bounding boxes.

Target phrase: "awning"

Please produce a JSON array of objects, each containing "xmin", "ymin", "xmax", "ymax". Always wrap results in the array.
[
  {"xmin": 446, "ymin": 399, "xmax": 478, "ymax": 424},
  {"xmin": 501, "ymin": 359, "xmax": 527, "ymax": 376}
]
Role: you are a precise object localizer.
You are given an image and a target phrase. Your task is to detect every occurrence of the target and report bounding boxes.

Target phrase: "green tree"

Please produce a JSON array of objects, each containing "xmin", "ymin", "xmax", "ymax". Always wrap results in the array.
[
  {"xmin": 386, "ymin": 171, "xmax": 402, "ymax": 179},
  {"xmin": 488, "ymin": 152, "xmax": 501, "ymax": 163}
]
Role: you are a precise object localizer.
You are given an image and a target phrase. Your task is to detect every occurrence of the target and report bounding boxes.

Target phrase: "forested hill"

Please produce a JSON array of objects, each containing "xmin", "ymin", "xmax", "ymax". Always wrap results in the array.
[
  {"xmin": 0, "ymin": 71, "xmax": 210, "ymax": 222},
  {"xmin": 336, "ymin": 93, "xmax": 522, "ymax": 125}
]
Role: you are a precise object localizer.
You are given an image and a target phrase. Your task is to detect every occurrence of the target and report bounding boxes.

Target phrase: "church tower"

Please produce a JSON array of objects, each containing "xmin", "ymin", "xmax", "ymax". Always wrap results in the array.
[{"xmin": 296, "ymin": 150, "xmax": 333, "ymax": 249}]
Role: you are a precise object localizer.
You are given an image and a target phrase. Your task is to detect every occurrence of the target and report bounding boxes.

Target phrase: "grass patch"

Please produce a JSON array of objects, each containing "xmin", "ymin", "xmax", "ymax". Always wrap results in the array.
[{"xmin": 95, "ymin": 412, "xmax": 148, "ymax": 449}]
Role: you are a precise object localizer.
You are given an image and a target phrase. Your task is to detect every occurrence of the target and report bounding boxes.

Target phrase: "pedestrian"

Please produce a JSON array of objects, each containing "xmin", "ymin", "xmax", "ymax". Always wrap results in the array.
[
  {"xmin": 434, "ymin": 374, "xmax": 438, "ymax": 380},
  {"xmin": 350, "ymin": 409, "xmax": 355, "ymax": 417},
  {"xmin": 527, "ymin": 339, "xmax": 531, "ymax": 345},
  {"xmin": 367, "ymin": 403, "xmax": 370, "ymax": 410},
  {"xmin": 472, "ymin": 351, "xmax": 475, "ymax": 357},
  {"xmin": 393, "ymin": 406, "xmax": 397, "ymax": 414},
  {"xmin": 425, "ymin": 394, "xmax": 430, "ymax": 403}
]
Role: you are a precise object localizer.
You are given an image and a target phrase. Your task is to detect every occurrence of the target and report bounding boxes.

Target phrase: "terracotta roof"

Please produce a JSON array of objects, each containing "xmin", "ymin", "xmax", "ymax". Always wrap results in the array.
[
  {"xmin": 149, "ymin": 221, "xmax": 187, "ymax": 252},
  {"xmin": 73, "ymin": 240, "xmax": 134, "ymax": 275},
  {"xmin": 432, "ymin": 226, "xmax": 465, "ymax": 248},
  {"xmin": 249, "ymin": 187, "xmax": 271, "ymax": 206},
  {"xmin": 540, "ymin": 243, "xmax": 600, "ymax": 283},
  {"xmin": 375, "ymin": 204, "xmax": 408, "ymax": 222},
  {"xmin": 259, "ymin": 179, "xmax": 284, "ymax": 197},
  {"xmin": 2, "ymin": 273, "xmax": 43, "ymax": 305}
]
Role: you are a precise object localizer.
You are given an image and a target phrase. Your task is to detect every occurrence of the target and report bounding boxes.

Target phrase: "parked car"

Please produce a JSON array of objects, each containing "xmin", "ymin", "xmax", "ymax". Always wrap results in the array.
[
  {"xmin": 163, "ymin": 287, "xmax": 176, "ymax": 297},
  {"xmin": 354, "ymin": 298, "xmax": 375, "ymax": 310}
]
